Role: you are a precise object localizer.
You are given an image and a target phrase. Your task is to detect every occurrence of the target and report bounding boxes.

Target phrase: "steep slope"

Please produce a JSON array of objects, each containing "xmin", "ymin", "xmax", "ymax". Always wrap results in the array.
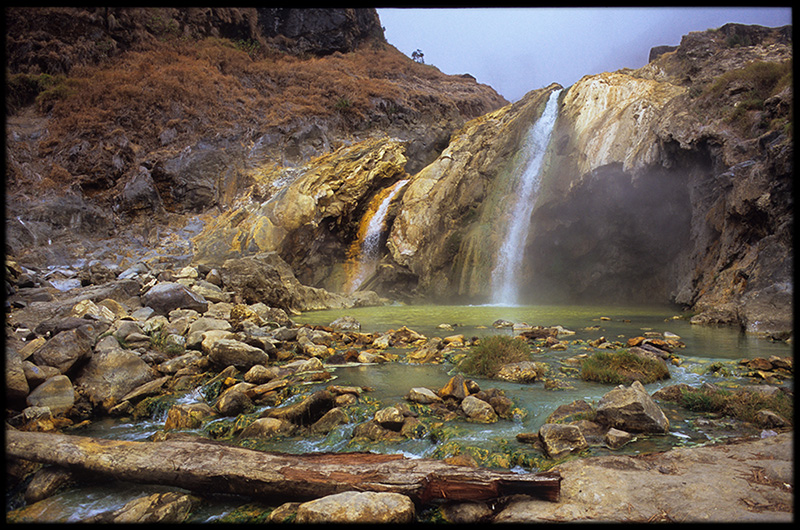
[{"xmin": 5, "ymin": 7, "xmax": 507, "ymax": 268}]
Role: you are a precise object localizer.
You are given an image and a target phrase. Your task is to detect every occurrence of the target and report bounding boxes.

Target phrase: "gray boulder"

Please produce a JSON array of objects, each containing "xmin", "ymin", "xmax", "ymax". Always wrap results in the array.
[
  {"xmin": 142, "ymin": 282, "xmax": 208, "ymax": 315},
  {"xmin": 595, "ymin": 381, "xmax": 669, "ymax": 434}
]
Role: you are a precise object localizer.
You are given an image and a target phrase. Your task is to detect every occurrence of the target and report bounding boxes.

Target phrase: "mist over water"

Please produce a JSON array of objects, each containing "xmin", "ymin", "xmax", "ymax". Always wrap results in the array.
[{"xmin": 491, "ymin": 89, "xmax": 561, "ymax": 305}]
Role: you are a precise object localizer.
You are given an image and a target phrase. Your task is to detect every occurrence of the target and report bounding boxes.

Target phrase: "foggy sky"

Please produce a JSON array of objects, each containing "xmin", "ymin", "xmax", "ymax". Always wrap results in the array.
[{"xmin": 377, "ymin": 7, "xmax": 792, "ymax": 102}]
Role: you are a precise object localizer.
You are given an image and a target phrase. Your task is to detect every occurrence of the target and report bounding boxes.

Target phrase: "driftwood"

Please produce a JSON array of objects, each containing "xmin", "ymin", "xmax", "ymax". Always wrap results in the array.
[{"xmin": 6, "ymin": 430, "xmax": 561, "ymax": 504}]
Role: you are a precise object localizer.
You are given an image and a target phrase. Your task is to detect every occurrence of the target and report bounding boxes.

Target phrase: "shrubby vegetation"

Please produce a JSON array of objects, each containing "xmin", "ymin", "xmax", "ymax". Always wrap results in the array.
[
  {"xmin": 678, "ymin": 386, "xmax": 793, "ymax": 426},
  {"xmin": 580, "ymin": 349, "xmax": 670, "ymax": 385},
  {"xmin": 701, "ymin": 59, "xmax": 792, "ymax": 136},
  {"xmin": 458, "ymin": 335, "xmax": 532, "ymax": 378}
]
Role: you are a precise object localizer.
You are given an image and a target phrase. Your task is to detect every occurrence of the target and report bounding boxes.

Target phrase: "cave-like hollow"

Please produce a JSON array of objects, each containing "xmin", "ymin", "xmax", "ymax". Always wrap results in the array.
[{"xmin": 520, "ymin": 162, "xmax": 696, "ymax": 306}]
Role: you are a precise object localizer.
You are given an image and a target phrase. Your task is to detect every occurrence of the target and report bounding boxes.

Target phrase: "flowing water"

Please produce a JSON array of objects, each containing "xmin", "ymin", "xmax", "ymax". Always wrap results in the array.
[
  {"xmin": 344, "ymin": 179, "xmax": 409, "ymax": 293},
  {"xmin": 17, "ymin": 303, "xmax": 791, "ymax": 521},
  {"xmin": 491, "ymin": 89, "xmax": 562, "ymax": 305}
]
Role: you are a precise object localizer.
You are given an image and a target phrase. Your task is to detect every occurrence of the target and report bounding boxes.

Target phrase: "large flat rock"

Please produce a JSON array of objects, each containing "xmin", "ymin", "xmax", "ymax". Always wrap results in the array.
[{"xmin": 495, "ymin": 432, "xmax": 793, "ymax": 523}]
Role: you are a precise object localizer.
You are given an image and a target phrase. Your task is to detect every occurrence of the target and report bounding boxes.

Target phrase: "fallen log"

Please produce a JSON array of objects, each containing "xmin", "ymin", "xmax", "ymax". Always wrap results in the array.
[{"xmin": 6, "ymin": 430, "xmax": 561, "ymax": 504}]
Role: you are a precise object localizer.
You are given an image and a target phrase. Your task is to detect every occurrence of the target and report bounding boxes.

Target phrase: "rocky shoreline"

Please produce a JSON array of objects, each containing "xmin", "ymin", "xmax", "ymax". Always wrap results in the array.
[{"xmin": 6, "ymin": 254, "xmax": 793, "ymax": 523}]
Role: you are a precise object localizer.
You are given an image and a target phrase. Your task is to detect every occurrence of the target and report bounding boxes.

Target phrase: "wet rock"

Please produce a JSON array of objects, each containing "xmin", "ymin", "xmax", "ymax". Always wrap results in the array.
[
  {"xmin": 95, "ymin": 491, "xmax": 197, "ymax": 523},
  {"xmin": 546, "ymin": 399, "xmax": 595, "ymax": 423},
  {"xmin": 595, "ymin": 381, "xmax": 669, "ymax": 434},
  {"xmin": 330, "ymin": 315, "xmax": 361, "ymax": 331},
  {"xmin": 164, "ymin": 402, "xmax": 217, "ymax": 430},
  {"xmin": 310, "ymin": 407, "xmax": 350, "ymax": 434},
  {"xmin": 406, "ymin": 337, "xmax": 444, "ymax": 363},
  {"xmin": 25, "ymin": 375, "xmax": 74, "ymax": 415},
  {"xmin": 538, "ymin": 423, "xmax": 588, "ymax": 458},
  {"xmin": 496, "ymin": 361, "xmax": 546, "ymax": 383},
  {"xmin": 461, "ymin": 395, "xmax": 497, "ymax": 423},
  {"xmin": 239, "ymin": 417, "xmax": 296, "ymax": 438},
  {"xmin": 120, "ymin": 376, "xmax": 171, "ymax": 404},
  {"xmin": 215, "ymin": 382, "xmax": 255, "ymax": 416},
  {"xmin": 374, "ymin": 406, "xmax": 405, "ymax": 430},
  {"xmin": 262, "ymin": 389, "xmax": 335, "ymax": 426},
  {"xmin": 405, "ymin": 387, "xmax": 442, "ymax": 404},
  {"xmin": 74, "ymin": 349, "xmax": 158, "ymax": 413},
  {"xmin": 439, "ymin": 374, "xmax": 472, "ymax": 400},
  {"xmin": 605, "ymin": 427, "xmax": 634, "ymax": 449},
  {"xmin": 142, "ymin": 282, "xmax": 208, "ymax": 316},
  {"xmin": 295, "ymin": 491, "xmax": 415, "ymax": 523},
  {"xmin": 24, "ymin": 466, "xmax": 76, "ymax": 504}
]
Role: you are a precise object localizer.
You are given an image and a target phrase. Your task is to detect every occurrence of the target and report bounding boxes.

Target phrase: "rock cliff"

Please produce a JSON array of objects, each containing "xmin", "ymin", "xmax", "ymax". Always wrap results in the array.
[
  {"xmin": 526, "ymin": 23, "xmax": 792, "ymax": 335},
  {"xmin": 4, "ymin": 11, "xmax": 792, "ymax": 337}
]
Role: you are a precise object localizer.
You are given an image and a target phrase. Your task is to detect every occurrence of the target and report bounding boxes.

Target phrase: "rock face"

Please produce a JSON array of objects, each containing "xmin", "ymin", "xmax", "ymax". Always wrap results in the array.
[
  {"xmin": 525, "ymin": 24, "xmax": 792, "ymax": 335},
  {"xmin": 388, "ymin": 85, "xmax": 564, "ymax": 301},
  {"xmin": 387, "ymin": 23, "xmax": 793, "ymax": 334},
  {"xmin": 4, "ymin": 10, "xmax": 792, "ymax": 338}
]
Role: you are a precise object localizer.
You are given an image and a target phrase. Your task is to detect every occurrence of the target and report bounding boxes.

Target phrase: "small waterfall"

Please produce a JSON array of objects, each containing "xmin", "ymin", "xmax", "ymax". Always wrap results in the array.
[
  {"xmin": 490, "ymin": 89, "xmax": 561, "ymax": 305},
  {"xmin": 345, "ymin": 179, "xmax": 409, "ymax": 293}
]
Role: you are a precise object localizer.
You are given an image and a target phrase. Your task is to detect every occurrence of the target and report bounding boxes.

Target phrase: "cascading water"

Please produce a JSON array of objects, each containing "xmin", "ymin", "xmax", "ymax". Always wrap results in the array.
[
  {"xmin": 345, "ymin": 179, "xmax": 409, "ymax": 293},
  {"xmin": 490, "ymin": 89, "xmax": 561, "ymax": 306}
]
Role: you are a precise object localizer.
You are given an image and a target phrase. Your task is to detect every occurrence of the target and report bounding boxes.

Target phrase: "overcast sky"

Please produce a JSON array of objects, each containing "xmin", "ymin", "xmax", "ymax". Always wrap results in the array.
[{"xmin": 377, "ymin": 7, "xmax": 792, "ymax": 102}]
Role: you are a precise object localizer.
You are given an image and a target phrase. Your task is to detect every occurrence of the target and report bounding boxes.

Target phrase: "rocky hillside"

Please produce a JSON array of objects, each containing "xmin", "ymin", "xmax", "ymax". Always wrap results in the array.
[
  {"xmin": 5, "ymin": 10, "xmax": 793, "ymax": 337},
  {"xmin": 5, "ymin": 7, "xmax": 507, "ymax": 265}
]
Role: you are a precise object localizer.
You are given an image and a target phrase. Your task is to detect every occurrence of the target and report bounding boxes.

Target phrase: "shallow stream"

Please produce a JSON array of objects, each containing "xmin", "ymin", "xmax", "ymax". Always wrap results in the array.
[{"xmin": 14, "ymin": 303, "xmax": 792, "ymax": 522}]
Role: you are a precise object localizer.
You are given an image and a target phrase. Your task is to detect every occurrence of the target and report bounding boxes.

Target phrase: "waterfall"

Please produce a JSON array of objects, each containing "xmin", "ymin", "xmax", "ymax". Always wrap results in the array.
[
  {"xmin": 490, "ymin": 89, "xmax": 561, "ymax": 305},
  {"xmin": 345, "ymin": 179, "xmax": 409, "ymax": 293}
]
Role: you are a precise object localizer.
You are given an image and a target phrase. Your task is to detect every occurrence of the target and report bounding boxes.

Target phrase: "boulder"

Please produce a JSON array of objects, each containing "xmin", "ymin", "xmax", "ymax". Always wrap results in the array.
[
  {"xmin": 25, "ymin": 375, "xmax": 75, "ymax": 415},
  {"xmin": 6, "ymin": 348, "xmax": 29, "ymax": 409},
  {"xmin": 439, "ymin": 374, "xmax": 471, "ymax": 400},
  {"xmin": 262, "ymin": 390, "xmax": 336, "ymax": 426},
  {"xmin": 546, "ymin": 399, "xmax": 595, "ymax": 424},
  {"xmin": 295, "ymin": 491, "xmax": 415, "ymax": 523},
  {"xmin": 461, "ymin": 395, "xmax": 498, "ymax": 423},
  {"xmin": 374, "ymin": 406, "xmax": 405, "ymax": 431},
  {"xmin": 605, "ymin": 427, "xmax": 634, "ymax": 449},
  {"xmin": 207, "ymin": 338, "xmax": 270, "ymax": 370},
  {"xmin": 142, "ymin": 282, "xmax": 208, "ymax": 315},
  {"xmin": 239, "ymin": 417, "xmax": 296, "ymax": 438},
  {"xmin": 215, "ymin": 382, "xmax": 254, "ymax": 416},
  {"xmin": 309, "ymin": 407, "xmax": 350, "ymax": 434},
  {"xmin": 163, "ymin": 402, "xmax": 217, "ymax": 430},
  {"xmin": 405, "ymin": 387, "xmax": 442, "ymax": 404},
  {"xmin": 595, "ymin": 381, "xmax": 670, "ymax": 434},
  {"xmin": 32, "ymin": 326, "xmax": 94, "ymax": 374},
  {"xmin": 538, "ymin": 423, "xmax": 588, "ymax": 458},
  {"xmin": 74, "ymin": 349, "xmax": 158, "ymax": 412},
  {"xmin": 95, "ymin": 491, "xmax": 196, "ymax": 524}
]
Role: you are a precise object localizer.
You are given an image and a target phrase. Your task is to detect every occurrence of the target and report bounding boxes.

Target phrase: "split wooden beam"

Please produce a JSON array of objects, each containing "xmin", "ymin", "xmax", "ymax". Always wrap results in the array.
[{"xmin": 6, "ymin": 430, "xmax": 561, "ymax": 504}]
